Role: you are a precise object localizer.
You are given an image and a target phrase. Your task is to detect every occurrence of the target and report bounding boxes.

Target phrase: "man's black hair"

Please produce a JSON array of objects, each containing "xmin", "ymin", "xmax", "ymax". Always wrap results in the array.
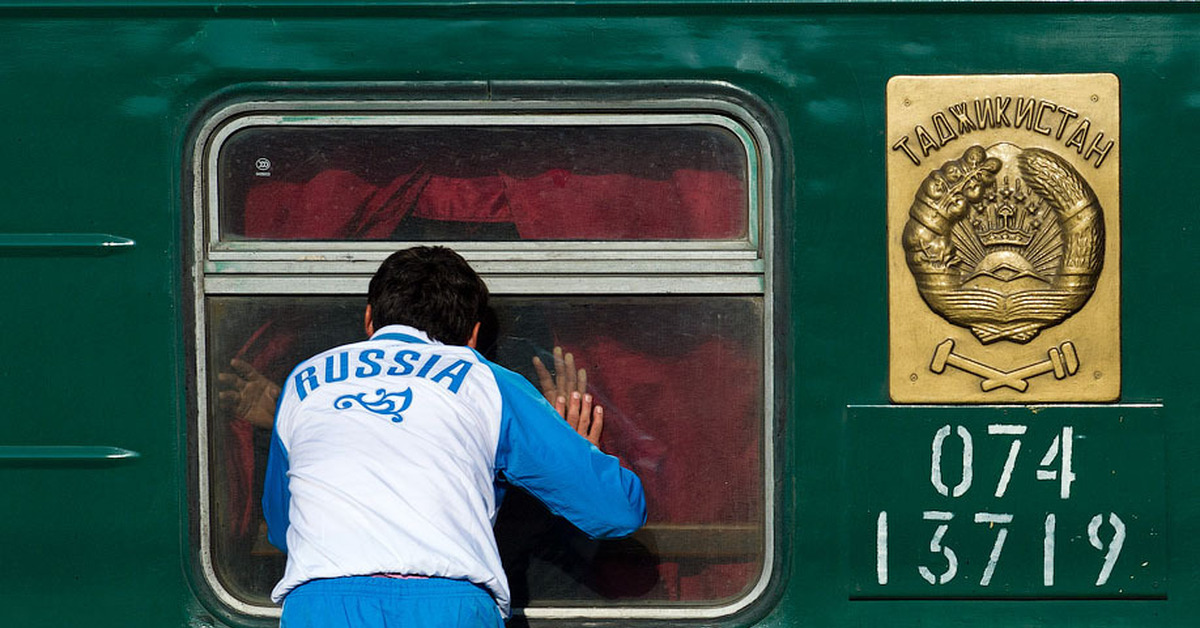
[{"xmin": 367, "ymin": 246, "xmax": 489, "ymax": 345}]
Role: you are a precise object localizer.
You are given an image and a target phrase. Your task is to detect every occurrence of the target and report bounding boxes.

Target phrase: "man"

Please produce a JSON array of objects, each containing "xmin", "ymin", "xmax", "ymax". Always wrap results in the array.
[{"xmin": 262, "ymin": 246, "xmax": 646, "ymax": 627}]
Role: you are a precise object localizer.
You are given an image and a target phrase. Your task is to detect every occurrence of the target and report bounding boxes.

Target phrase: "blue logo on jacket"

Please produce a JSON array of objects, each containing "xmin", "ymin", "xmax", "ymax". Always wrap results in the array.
[{"xmin": 334, "ymin": 388, "xmax": 414, "ymax": 423}]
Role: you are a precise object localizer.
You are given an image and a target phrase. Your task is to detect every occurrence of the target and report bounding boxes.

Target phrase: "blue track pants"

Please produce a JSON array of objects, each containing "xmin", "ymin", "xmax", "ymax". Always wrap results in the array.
[{"xmin": 281, "ymin": 576, "xmax": 505, "ymax": 628}]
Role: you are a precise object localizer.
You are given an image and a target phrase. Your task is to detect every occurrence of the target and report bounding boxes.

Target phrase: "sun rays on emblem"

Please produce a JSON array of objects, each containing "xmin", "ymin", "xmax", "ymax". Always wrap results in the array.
[{"xmin": 903, "ymin": 143, "xmax": 1105, "ymax": 344}]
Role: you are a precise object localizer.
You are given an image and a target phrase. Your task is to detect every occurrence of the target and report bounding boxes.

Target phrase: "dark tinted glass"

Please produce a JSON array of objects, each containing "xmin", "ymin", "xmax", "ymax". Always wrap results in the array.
[
  {"xmin": 217, "ymin": 125, "xmax": 749, "ymax": 242},
  {"xmin": 204, "ymin": 295, "xmax": 765, "ymax": 606}
]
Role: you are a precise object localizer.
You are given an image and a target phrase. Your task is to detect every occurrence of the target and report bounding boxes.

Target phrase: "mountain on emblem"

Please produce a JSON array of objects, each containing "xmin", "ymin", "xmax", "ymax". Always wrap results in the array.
[{"xmin": 902, "ymin": 143, "xmax": 1105, "ymax": 344}]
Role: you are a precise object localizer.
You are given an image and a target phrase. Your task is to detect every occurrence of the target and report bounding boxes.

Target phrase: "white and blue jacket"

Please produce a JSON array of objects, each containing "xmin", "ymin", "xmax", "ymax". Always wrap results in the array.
[{"xmin": 262, "ymin": 325, "xmax": 646, "ymax": 615}]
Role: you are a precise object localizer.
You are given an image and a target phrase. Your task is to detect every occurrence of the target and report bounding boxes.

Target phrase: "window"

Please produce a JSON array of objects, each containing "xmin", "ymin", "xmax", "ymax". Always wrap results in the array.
[{"xmin": 189, "ymin": 87, "xmax": 777, "ymax": 621}]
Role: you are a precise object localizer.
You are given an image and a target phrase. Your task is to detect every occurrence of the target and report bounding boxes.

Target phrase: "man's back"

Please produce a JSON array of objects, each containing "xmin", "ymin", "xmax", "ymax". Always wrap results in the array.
[
  {"xmin": 266, "ymin": 326, "xmax": 507, "ymax": 605},
  {"xmin": 263, "ymin": 324, "xmax": 645, "ymax": 616}
]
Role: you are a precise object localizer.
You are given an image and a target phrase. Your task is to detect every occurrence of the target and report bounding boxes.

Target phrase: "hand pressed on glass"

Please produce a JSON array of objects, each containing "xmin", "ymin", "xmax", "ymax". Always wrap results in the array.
[
  {"xmin": 557, "ymin": 391, "xmax": 604, "ymax": 447},
  {"xmin": 218, "ymin": 358, "xmax": 282, "ymax": 430},
  {"xmin": 533, "ymin": 347, "xmax": 603, "ymax": 446},
  {"xmin": 533, "ymin": 346, "xmax": 587, "ymax": 400}
]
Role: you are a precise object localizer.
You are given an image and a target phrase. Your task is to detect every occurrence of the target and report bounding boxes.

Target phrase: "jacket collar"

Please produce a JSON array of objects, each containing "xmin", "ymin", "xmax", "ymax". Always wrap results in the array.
[{"xmin": 370, "ymin": 324, "xmax": 439, "ymax": 346}]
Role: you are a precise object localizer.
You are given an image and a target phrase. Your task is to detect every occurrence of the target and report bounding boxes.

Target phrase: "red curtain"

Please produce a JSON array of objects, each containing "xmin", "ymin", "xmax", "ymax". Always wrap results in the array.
[{"xmin": 243, "ymin": 169, "xmax": 745, "ymax": 240}]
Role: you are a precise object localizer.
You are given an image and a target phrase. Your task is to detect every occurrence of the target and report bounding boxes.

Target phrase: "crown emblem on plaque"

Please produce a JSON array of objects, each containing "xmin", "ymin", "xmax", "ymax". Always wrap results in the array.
[
  {"xmin": 902, "ymin": 143, "xmax": 1105, "ymax": 344},
  {"xmin": 972, "ymin": 178, "xmax": 1045, "ymax": 248}
]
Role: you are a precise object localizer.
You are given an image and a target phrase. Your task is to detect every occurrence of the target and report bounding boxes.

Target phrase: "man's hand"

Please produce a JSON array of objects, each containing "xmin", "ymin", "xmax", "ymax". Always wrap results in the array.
[
  {"xmin": 218, "ymin": 358, "xmax": 282, "ymax": 430},
  {"xmin": 533, "ymin": 347, "xmax": 603, "ymax": 446},
  {"xmin": 533, "ymin": 346, "xmax": 586, "ymax": 402},
  {"xmin": 555, "ymin": 391, "xmax": 604, "ymax": 446}
]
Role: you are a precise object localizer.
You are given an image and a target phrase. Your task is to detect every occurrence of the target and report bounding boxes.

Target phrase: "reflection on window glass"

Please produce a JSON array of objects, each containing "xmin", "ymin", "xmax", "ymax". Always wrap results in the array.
[
  {"xmin": 218, "ymin": 125, "xmax": 748, "ymax": 242},
  {"xmin": 204, "ymin": 296, "xmax": 764, "ymax": 607}
]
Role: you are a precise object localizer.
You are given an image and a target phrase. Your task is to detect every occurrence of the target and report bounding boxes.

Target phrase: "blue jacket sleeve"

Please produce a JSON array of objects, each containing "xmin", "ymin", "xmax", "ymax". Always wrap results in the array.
[
  {"xmin": 262, "ymin": 427, "xmax": 292, "ymax": 553},
  {"xmin": 487, "ymin": 362, "xmax": 647, "ymax": 539}
]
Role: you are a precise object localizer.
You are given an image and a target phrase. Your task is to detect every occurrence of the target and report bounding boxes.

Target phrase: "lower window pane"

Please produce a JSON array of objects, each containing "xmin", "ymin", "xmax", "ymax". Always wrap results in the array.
[{"xmin": 201, "ymin": 295, "xmax": 765, "ymax": 608}]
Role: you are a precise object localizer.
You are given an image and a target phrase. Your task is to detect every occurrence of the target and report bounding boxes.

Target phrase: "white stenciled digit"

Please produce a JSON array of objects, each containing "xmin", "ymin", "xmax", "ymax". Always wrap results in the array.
[
  {"xmin": 918, "ymin": 511, "xmax": 958, "ymax": 585},
  {"xmin": 974, "ymin": 513, "xmax": 1013, "ymax": 586},
  {"xmin": 988, "ymin": 424, "xmax": 1027, "ymax": 498},
  {"xmin": 1088, "ymin": 512, "xmax": 1126, "ymax": 586},
  {"xmin": 932, "ymin": 425, "xmax": 973, "ymax": 497},
  {"xmin": 1059, "ymin": 427, "xmax": 1076, "ymax": 498},
  {"xmin": 1036, "ymin": 427, "xmax": 1076, "ymax": 499},
  {"xmin": 876, "ymin": 511, "xmax": 888, "ymax": 585},
  {"xmin": 1043, "ymin": 513, "xmax": 1056, "ymax": 586}
]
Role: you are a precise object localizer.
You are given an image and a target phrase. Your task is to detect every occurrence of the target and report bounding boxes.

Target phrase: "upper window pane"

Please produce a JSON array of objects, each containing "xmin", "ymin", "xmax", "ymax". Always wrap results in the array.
[{"xmin": 215, "ymin": 121, "xmax": 750, "ymax": 243}]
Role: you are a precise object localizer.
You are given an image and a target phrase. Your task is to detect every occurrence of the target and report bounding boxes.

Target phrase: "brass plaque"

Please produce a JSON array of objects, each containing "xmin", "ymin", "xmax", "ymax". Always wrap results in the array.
[{"xmin": 888, "ymin": 74, "xmax": 1120, "ymax": 403}]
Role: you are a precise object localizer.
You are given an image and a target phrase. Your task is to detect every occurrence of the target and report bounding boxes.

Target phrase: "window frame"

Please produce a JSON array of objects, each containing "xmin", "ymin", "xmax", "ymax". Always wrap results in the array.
[{"xmin": 188, "ymin": 87, "xmax": 778, "ymax": 622}]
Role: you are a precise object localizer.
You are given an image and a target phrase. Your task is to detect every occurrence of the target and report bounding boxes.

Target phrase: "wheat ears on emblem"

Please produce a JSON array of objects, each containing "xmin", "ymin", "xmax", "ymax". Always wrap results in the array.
[{"xmin": 903, "ymin": 144, "xmax": 1105, "ymax": 344}]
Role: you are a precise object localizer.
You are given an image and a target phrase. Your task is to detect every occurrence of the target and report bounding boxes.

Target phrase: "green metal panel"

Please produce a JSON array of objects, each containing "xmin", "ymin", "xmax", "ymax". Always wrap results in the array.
[
  {"xmin": 0, "ymin": 2, "xmax": 1193, "ymax": 626},
  {"xmin": 848, "ymin": 405, "xmax": 1166, "ymax": 598}
]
